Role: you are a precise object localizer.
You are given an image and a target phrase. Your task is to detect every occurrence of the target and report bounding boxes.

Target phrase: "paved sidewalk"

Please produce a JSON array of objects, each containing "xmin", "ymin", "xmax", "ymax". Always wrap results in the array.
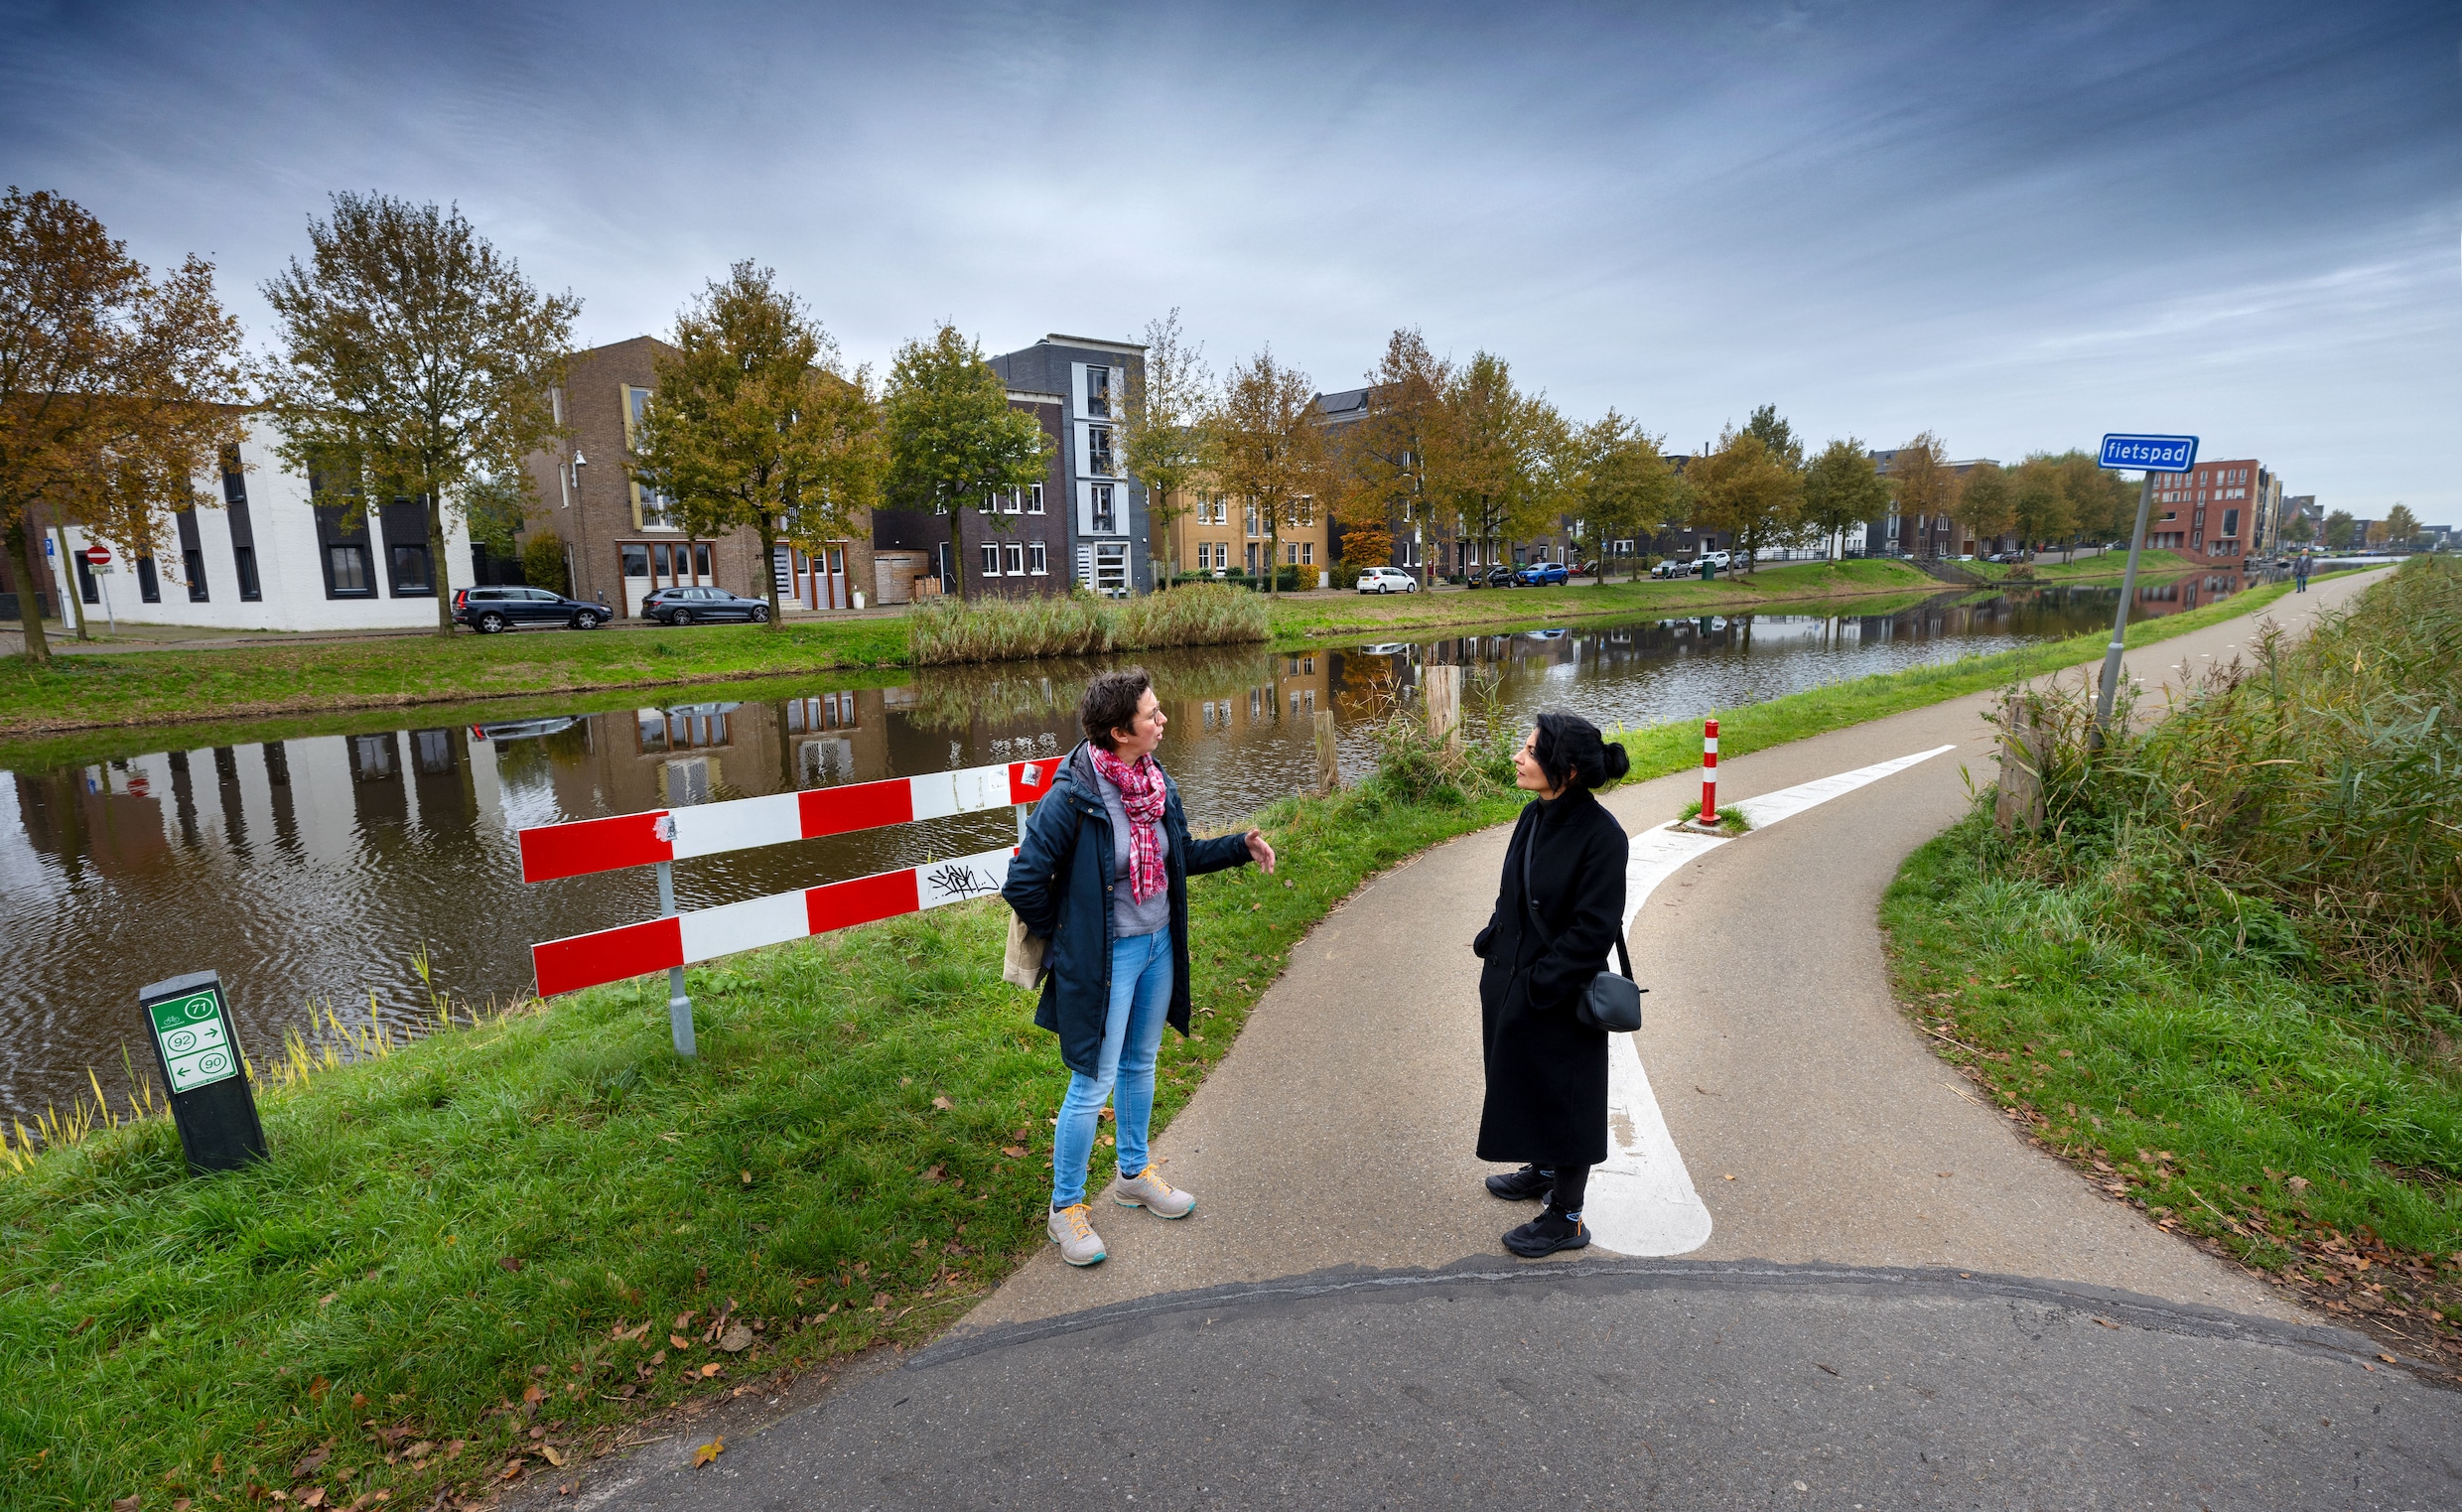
[{"xmin": 574, "ymin": 570, "xmax": 2459, "ymax": 1509}]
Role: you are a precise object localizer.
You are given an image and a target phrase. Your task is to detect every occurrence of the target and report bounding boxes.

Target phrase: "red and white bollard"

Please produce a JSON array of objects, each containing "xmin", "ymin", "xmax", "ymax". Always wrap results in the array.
[{"xmin": 1699, "ymin": 718, "xmax": 1719, "ymax": 827}]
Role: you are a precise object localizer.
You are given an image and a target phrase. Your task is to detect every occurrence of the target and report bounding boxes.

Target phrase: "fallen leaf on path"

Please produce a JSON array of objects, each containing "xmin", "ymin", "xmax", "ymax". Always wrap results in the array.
[
  {"xmin": 319, "ymin": 1293, "xmax": 340, "ymax": 1307},
  {"xmin": 541, "ymin": 1445, "xmax": 565, "ymax": 1467},
  {"xmin": 2380, "ymin": 1353, "xmax": 2398, "ymax": 1364},
  {"xmin": 2094, "ymin": 1317, "xmax": 2120, "ymax": 1329},
  {"xmin": 718, "ymin": 1323, "xmax": 753, "ymax": 1352},
  {"xmin": 699, "ymin": 1362, "xmax": 723, "ymax": 1377},
  {"xmin": 1815, "ymin": 1363, "xmax": 1839, "ymax": 1376},
  {"xmin": 1000, "ymin": 1146, "xmax": 1026, "ymax": 1159},
  {"xmin": 741, "ymin": 1169, "xmax": 752, "ymax": 1185},
  {"xmin": 692, "ymin": 1439, "xmax": 725, "ymax": 1468},
  {"xmin": 523, "ymin": 1384, "xmax": 546, "ymax": 1404},
  {"xmin": 669, "ymin": 1333, "xmax": 691, "ymax": 1350},
  {"xmin": 293, "ymin": 1444, "xmax": 332, "ymax": 1477},
  {"xmin": 932, "ymin": 1096, "xmax": 953, "ymax": 1110},
  {"xmin": 307, "ymin": 1376, "xmax": 331, "ymax": 1403},
  {"xmin": 113, "ymin": 1496, "xmax": 141, "ymax": 1512}
]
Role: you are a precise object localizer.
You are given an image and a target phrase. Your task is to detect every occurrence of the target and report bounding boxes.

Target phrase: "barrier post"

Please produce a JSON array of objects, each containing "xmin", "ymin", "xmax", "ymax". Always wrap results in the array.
[
  {"xmin": 1699, "ymin": 718, "xmax": 1719, "ymax": 827},
  {"xmin": 655, "ymin": 860, "xmax": 696, "ymax": 1058}
]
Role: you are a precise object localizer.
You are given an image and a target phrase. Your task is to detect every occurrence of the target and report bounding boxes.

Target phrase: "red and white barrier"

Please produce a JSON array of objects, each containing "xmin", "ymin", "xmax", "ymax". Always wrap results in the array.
[
  {"xmin": 515, "ymin": 755, "xmax": 1062, "ymax": 1052},
  {"xmin": 530, "ymin": 844, "xmax": 1018, "ymax": 998},
  {"xmin": 517, "ymin": 758, "xmax": 1054, "ymax": 883},
  {"xmin": 1699, "ymin": 718, "xmax": 1719, "ymax": 827}
]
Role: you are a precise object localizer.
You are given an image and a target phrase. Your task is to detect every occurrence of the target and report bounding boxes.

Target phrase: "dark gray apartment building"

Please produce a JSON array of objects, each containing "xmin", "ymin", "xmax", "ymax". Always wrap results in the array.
[{"xmin": 989, "ymin": 335, "xmax": 1151, "ymax": 596}]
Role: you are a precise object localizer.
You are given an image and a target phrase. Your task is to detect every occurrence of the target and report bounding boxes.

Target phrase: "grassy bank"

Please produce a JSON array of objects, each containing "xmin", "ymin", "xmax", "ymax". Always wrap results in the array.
[
  {"xmin": 0, "ymin": 618, "xmax": 912, "ymax": 739},
  {"xmin": 0, "ymin": 569, "xmax": 2345, "ymax": 1508},
  {"xmin": 1966, "ymin": 548, "xmax": 2196, "ymax": 583},
  {"xmin": 1880, "ymin": 559, "xmax": 2462, "ymax": 1368},
  {"xmin": 909, "ymin": 583, "xmax": 1269, "ymax": 665}
]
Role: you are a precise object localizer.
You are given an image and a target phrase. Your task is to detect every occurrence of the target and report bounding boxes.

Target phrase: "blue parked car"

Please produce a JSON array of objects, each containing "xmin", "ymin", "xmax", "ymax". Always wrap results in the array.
[{"xmin": 1514, "ymin": 561, "xmax": 1571, "ymax": 587}]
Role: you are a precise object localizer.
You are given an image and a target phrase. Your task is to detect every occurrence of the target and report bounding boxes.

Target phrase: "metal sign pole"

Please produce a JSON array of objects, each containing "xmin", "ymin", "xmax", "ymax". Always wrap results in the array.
[
  {"xmin": 656, "ymin": 860, "xmax": 696, "ymax": 1057},
  {"xmin": 2092, "ymin": 471, "xmax": 2158, "ymax": 744}
]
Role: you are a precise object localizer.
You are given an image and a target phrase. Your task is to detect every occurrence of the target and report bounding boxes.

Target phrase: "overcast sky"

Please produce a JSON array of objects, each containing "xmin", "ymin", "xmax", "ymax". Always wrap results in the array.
[{"xmin": 5, "ymin": 0, "xmax": 2456, "ymax": 518}]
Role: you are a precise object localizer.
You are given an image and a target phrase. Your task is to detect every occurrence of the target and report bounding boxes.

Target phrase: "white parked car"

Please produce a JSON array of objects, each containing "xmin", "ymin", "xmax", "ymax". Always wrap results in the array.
[{"xmin": 1356, "ymin": 567, "xmax": 1420, "ymax": 594}]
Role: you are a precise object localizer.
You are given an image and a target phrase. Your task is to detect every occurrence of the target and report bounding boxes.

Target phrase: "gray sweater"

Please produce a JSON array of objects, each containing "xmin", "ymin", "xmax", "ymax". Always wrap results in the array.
[{"xmin": 1096, "ymin": 762, "xmax": 1172, "ymax": 938}]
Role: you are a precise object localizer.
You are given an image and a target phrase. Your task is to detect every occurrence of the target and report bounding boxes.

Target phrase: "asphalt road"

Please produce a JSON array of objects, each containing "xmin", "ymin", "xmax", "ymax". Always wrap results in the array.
[{"xmin": 566, "ymin": 569, "xmax": 2462, "ymax": 1510}]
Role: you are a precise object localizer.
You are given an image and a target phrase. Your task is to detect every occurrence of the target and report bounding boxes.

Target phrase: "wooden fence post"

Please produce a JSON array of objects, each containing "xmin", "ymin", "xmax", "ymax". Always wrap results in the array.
[
  {"xmin": 1426, "ymin": 663, "xmax": 1463, "ymax": 754},
  {"xmin": 1993, "ymin": 692, "xmax": 2048, "ymax": 835},
  {"xmin": 1313, "ymin": 710, "xmax": 1338, "ymax": 795}
]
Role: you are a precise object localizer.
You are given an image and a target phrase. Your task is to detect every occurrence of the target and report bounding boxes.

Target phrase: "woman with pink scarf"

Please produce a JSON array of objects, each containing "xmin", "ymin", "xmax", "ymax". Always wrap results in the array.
[{"xmin": 1002, "ymin": 667, "xmax": 1278, "ymax": 1268}]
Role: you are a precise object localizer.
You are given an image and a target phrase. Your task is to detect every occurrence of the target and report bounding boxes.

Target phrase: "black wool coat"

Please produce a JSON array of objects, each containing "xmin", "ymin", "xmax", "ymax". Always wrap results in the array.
[
  {"xmin": 1472, "ymin": 784, "xmax": 1629, "ymax": 1168},
  {"xmin": 1000, "ymin": 743, "xmax": 1253, "ymax": 1077}
]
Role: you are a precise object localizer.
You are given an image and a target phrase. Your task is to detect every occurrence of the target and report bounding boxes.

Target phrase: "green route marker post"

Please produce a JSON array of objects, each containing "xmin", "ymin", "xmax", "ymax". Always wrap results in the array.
[{"xmin": 138, "ymin": 970, "xmax": 267, "ymax": 1172}]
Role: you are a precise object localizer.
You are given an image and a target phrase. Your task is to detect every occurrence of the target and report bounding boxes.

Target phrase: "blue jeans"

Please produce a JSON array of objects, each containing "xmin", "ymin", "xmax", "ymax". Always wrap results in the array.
[{"xmin": 1051, "ymin": 929, "xmax": 1173, "ymax": 1208}]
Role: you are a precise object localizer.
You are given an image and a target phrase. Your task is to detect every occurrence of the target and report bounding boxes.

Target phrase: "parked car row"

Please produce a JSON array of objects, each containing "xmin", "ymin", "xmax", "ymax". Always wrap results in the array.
[{"xmin": 451, "ymin": 584, "xmax": 774, "ymax": 632}]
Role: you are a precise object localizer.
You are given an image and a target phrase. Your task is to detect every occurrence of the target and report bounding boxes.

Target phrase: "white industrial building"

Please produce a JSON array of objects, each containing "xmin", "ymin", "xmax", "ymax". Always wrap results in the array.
[{"xmin": 58, "ymin": 414, "xmax": 481, "ymax": 633}]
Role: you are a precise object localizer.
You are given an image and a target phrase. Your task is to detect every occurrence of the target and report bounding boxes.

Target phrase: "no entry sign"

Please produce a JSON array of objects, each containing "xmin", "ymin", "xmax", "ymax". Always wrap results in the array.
[{"xmin": 81, "ymin": 545, "xmax": 111, "ymax": 567}]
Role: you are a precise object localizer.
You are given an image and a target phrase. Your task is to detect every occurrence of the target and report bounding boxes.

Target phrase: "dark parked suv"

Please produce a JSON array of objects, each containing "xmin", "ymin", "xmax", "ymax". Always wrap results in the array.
[
  {"xmin": 641, "ymin": 585, "xmax": 772, "ymax": 625},
  {"xmin": 452, "ymin": 587, "xmax": 607, "ymax": 633}
]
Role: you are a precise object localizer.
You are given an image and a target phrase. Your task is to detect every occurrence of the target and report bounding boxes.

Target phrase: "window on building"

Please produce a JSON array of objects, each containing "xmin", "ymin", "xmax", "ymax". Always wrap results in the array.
[
  {"xmin": 1005, "ymin": 541, "xmax": 1025, "ymax": 575},
  {"xmin": 1028, "ymin": 540, "xmax": 1048, "ymax": 575},
  {"xmin": 1087, "ymin": 425, "xmax": 1115, "ymax": 476},
  {"xmin": 233, "ymin": 547, "xmax": 261, "ymax": 602},
  {"xmin": 1301, "ymin": 542, "xmax": 1313, "ymax": 565},
  {"xmin": 1087, "ymin": 365, "xmax": 1111, "ymax": 417},
  {"xmin": 329, "ymin": 545, "xmax": 372, "ymax": 595},
  {"xmin": 220, "ymin": 446, "xmax": 247, "ymax": 505},
  {"xmin": 1287, "ymin": 543, "xmax": 1299, "ymax": 565},
  {"xmin": 982, "ymin": 541, "xmax": 1001, "ymax": 576},
  {"xmin": 1298, "ymin": 497, "xmax": 1313, "ymax": 526},
  {"xmin": 620, "ymin": 543, "xmax": 650, "ymax": 580},
  {"xmin": 694, "ymin": 542, "xmax": 713, "ymax": 579},
  {"xmin": 1245, "ymin": 502, "xmax": 1259, "ymax": 537},
  {"xmin": 2222, "ymin": 509, "xmax": 2240, "ymax": 539},
  {"xmin": 185, "ymin": 550, "xmax": 209, "ymax": 602},
  {"xmin": 1091, "ymin": 483, "xmax": 1117, "ymax": 534},
  {"xmin": 652, "ymin": 542, "xmax": 672, "ymax": 580},
  {"xmin": 1026, "ymin": 482, "xmax": 1045, "ymax": 514},
  {"xmin": 136, "ymin": 556, "xmax": 161, "ymax": 603},
  {"xmin": 390, "ymin": 543, "xmax": 432, "ymax": 594}
]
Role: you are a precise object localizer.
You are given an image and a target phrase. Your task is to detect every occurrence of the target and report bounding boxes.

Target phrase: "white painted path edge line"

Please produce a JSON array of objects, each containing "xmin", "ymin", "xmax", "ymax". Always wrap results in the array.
[{"xmin": 1582, "ymin": 744, "xmax": 1961, "ymax": 1257}]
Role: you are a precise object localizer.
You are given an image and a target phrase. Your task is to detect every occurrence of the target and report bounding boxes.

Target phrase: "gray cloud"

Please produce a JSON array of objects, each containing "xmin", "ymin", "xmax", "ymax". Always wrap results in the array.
[{"xmin": 4, "ymin": 0, "xmax": 2455, "ymax": 516}]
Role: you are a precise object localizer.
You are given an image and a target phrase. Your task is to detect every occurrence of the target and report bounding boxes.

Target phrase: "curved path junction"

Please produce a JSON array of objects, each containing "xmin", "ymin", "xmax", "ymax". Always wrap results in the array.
[{"xmin": 579, "ymin": 568, "xmax": 2460, "ymax": 1510}]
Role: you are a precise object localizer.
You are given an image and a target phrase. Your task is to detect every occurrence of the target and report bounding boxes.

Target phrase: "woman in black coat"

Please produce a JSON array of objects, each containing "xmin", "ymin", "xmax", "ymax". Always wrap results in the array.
[{"xmin": 1472, "ymin": 711, "xmax": 1632, "ymax": 1257}]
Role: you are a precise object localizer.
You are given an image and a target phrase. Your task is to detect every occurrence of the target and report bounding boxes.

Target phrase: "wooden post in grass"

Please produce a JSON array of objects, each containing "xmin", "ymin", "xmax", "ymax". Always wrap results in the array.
[
  {"xmin": 1994, "ymin": 693, "xmax": 2048, "ymax": 835},
  {"xmin": 1313, "ymin": 710, "xmax": 1338, "ymax": 794},
  {"xmin": 1426, "ymin": 663, "xmax": 1463, "ymax": 755}
]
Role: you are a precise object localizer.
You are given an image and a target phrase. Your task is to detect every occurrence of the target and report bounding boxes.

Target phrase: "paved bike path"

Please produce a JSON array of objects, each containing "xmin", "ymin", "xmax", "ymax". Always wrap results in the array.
[{"xmin": 580, "ymin": 570, "xmax": 2462, "ymax": 1510}]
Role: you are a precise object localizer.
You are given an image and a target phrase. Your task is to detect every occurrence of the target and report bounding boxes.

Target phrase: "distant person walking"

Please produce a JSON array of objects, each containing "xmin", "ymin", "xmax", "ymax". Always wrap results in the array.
[
  {"xmin": 2295, "ymin": 551, "xmax": 2312, "ymax": 593},
  {"xmin": 1002, "ymin": 668, "xmax": 1278, "ymax": 1268},
  {"xmin": 1473, "ymin": 712, "xmax": 1632, "ymax": 1258}
]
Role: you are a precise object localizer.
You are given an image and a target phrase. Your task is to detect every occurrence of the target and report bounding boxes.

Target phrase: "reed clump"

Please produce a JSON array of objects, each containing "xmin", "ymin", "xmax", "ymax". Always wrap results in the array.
[{"xmin": 907, "ymin": 584, "xmax": 1267, "ymax": 666}]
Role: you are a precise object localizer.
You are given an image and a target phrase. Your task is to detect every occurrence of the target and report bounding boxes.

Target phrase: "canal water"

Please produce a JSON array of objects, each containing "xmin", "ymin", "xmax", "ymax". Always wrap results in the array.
[{"xmin": 0, "ymin": 577, "xmax": 2251, "ymax": 1127}]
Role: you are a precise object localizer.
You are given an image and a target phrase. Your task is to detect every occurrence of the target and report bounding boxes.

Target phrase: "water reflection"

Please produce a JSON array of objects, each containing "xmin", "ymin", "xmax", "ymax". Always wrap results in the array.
[{"xmin": 0, "ymin": 581, "xmax": 2241, "ymax": 1125}]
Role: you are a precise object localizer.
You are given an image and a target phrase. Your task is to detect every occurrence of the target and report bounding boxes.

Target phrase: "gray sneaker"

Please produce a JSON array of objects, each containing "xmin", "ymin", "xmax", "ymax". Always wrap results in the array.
[
  {"xmin": 1114, "ymin": 1165, "xmax": 1195, "ymax": 1219},
  {"xmin": 1047, "ymin": 1202, "xmax": 1106, "ymax": 1266}
]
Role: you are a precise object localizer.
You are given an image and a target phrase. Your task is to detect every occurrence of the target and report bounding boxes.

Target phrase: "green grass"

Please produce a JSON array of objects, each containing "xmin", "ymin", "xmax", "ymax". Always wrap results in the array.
[
  {"xmin": 0, "ymin": 567, "xmax": 2345, "ymax": 1508},
  {"xmin": 1883, "ymin": 813, "xmax": 2462, "ymax": 1339},
  {"xmin": 1966, "ymin": 548, "xmax": 2195, "ymax": 583},
  {"xmin": 0, "ymin": 619, "xmax": 912, "ymax": 739}
]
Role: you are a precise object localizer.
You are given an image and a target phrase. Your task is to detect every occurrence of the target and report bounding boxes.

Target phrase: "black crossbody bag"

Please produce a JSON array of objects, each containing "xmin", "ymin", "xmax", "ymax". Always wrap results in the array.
[{"xmin": 1523, "ymin": 819, "xmax": 1646, "ymax": 1033}]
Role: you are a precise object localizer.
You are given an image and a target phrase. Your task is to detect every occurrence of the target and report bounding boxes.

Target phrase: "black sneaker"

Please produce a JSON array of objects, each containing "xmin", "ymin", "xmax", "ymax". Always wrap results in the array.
[
  {"xmin": 1503, "ymin": 1209, "xmax": 1590, "ymax": 1259},
  {"xmin": 1484, "ymin": 1165, "xmax": 1554, "ymax": 1202}
]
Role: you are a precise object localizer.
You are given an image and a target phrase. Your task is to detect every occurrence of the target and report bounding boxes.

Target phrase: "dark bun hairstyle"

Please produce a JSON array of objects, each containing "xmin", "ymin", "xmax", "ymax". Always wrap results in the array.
[
  {"xmin": 1080, "ymin": 667, "xmax": 1155, "ymax": 752},
  {"xmin": 1531, "ymin": 711, "xmax": 1631, "ymax": 792}
]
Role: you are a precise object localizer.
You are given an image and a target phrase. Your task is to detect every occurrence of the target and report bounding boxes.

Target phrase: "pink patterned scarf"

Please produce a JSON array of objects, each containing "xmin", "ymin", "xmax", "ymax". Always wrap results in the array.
[{"xmin": 1090, "ymin": 747, "xmax": 1166, "ymax": 903}]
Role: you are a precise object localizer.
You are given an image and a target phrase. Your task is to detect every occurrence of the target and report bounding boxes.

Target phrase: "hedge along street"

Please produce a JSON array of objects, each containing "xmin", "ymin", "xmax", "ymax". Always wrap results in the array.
[{"xmin": 0, "ymin": 570, "xmax": 2338, "ymax": 1509}]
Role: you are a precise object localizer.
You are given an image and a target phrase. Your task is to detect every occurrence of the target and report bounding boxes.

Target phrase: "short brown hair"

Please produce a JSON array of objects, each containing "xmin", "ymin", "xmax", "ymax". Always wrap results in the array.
[{"xmin": 1079, "ymin": 667, "xmax": 1154, "ymax": 753}]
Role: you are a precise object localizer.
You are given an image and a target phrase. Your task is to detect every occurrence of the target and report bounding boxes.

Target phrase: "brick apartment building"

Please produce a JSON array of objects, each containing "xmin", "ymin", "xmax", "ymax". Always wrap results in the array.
[
  {"xmin": 2144, "ymin": 457, "xmax": 2273, "ymax": 567},
  {"xmin": 1159, "ymin": 473, "xmax": 1331, "ymax": 585},
  {"xmin": 522, "ymin": 337, "xmax": 875, "ymax": 619},
  {"xmin": 985, "ymin": 336, "xmax": 1152, "ymax": 597},
  {"xmin": 868, "ymin": 383, "xmax": 1069, "ymax": 605}
]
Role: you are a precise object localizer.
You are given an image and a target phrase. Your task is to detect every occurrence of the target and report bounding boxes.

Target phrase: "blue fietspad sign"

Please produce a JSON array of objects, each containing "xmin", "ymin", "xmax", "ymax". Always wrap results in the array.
[{"xmin": 2099, "ymin": 434, "xmax": 2199, "ymax": 472}]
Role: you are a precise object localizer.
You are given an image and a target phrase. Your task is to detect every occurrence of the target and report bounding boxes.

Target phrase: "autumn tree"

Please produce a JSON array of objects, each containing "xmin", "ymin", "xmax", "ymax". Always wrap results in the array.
[
  {"xmin": 2008, "ymin": 456, "xmax": 2074, "ymax": 552},
  {"xmin": 1568, "ymin": 411, "xmax": 1682, "ymax": 580},
  {"xmin": 1432, "ymin": 351, "xmax": 1556, "ymax": 571},
  {"xmin": 1119, "ymin": 308, "xmax": 1212, "ymax": 584},
  {"xmin": 882, "ymin": 324, "xmax": 1051, "ymax": 602},
  {"xmin": 1334, "ymin": 329, "xmax": 1452, "ymax": 579},
  {"xmin": 1213, "ymin": 347, "xmax": 1331, "ymax": 597},
  {"xmin": 256, "ymin": 194, "xmax": 578, "ymax": 636},
  {"xmin": 628, "ymin": 263, "xmax": 884, "ymax": 629},
  {"xmin": 1951, "ymin": 460, "xmax": 2015, "ymax": 553},
  {"xmin": 1741, "ymin": 403, "xmax": 1805, "ymax": 472},
  {"xmin": 2383, "ymin": 503, "xmax": 2421, "ymax": 548},
  {"xmin": 1800, "ymin": 439, "xmax": 1891, "ymax": 562},
  {"xmin": 1688, "ymin": 428, "xmax": 1802, "ymax": 573},
  {"xmin": 1887, "ymin": 432, "xmax": 1959, "ymax": 558},
  {"xmin": 2282, "ymin": 509, "xmax": 2316, "ymax": 547},
  {"xmin": 0, "ymin": 189, "xmax": 246, "ymax": 663},
  {"xmin": 2324, "ymin": 510, "xmax": 2357, "ymax": 550}
]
